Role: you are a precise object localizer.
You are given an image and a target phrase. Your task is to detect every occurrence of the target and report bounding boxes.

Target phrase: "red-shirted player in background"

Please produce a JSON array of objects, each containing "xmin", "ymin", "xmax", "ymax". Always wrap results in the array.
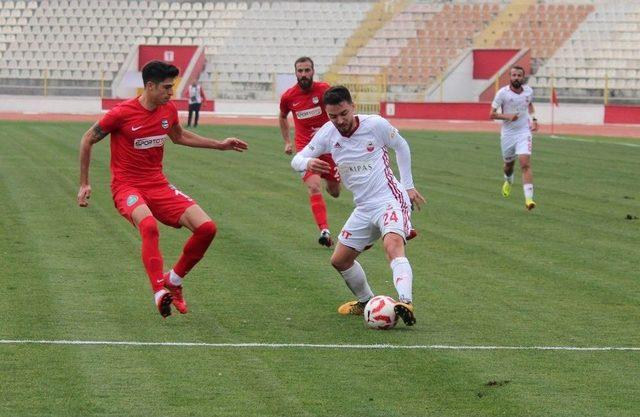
[
  {"xmin": 77, "ymin": 60, "xmax": 248, "ymax": 318},
  {"xmin": 279, "ymin": 56, "xmax": 340, "ymax": 247}
]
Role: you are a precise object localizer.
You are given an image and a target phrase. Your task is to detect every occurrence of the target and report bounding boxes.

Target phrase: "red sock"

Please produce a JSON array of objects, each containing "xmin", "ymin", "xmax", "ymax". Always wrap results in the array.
[
  {"xmin": 173, "ymin": 221, "xmax": 217, "ymax": 278},
  {"xmin": 138, "ymin": 216, "xmax": 164, "ymax": 292},
  {"xmin": 309, "ymin": 193, "xmax": 329, "ymax": 230}
]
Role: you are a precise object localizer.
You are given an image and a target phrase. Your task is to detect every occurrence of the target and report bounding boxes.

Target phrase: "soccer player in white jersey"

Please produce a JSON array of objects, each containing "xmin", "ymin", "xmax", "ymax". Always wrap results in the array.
[
  {"xmin": 291, "ymin": 86, "xmax": 426, "ymax": 326},
  {"xmin": 490, "ymin": 66, "xmax": 539, "ymax": 210}
]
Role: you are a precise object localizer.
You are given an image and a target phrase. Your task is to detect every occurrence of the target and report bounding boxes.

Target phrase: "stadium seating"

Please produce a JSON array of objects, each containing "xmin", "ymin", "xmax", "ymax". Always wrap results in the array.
[
  {"xmin": 494, "ymin": 3, "xmax": 593, "ymax": 72},
  {"xmin": 342, "ymin": 2, "xmax": 501, "ymax": 100},
  {"xmin": 0, "ymin": 0, "xmax": 234, "ymax": 94},
  {"xmin": 201, "ymin": 1, "xmax": 372, "ymax": 99},
  {"xmin": 0, "ymin": 0, "xmax": 138, "ymax": 94},
  {"xmin": 343, "ymin": 2, "xmax": 442, "ymax": 79},
  {"xmin": 0, "ymin": 0, "xmax": 638, "ymax": 102},
  {"xmin": 530, "ymin": 2, "xmax": 640, "ymax": 102}
]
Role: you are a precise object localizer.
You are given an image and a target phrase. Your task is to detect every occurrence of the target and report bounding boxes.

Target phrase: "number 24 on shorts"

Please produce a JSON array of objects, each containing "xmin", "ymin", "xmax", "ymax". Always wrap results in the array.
[{"xmin": 383, "ymin": 210, "xmax": 399, "ymax": 226}]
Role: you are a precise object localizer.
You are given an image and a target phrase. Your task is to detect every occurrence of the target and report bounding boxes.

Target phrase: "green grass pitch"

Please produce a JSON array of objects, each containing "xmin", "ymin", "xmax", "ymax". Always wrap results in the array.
[{"xmin": 0, "ymin": 120, "xmax": 638, "ymax": 416}]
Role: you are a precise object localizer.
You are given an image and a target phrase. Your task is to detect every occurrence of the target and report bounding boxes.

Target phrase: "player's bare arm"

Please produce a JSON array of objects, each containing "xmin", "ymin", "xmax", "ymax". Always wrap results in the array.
[
  {"xmin": 407, "ymin": 188, "xmax": 426, "ymax": 211},
  {"xmin": 490, "ymin": 107, "xmax": 518, "ymax": 122},
  {"xmin": 529, "ymin": 103, "xmax": 539, "ymax": 132},
  {"xmin": 77, "ymin": 122, "xmax": 109, "ymax": 207},
  {"xmin": 168, "ymin": 124, "xmax": 248, "ymax": 152},
  {"xmin": 278, "ymin": 111, "xmax": 293, "ymax": 155}
]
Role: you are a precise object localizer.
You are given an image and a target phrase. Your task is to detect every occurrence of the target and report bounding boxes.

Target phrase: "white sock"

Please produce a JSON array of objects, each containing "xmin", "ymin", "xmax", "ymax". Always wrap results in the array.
[
  {"xmin": 339, "ymin": 261, "xmax": 374, "ymax": 303},
  {"xmin": 504, "ymin": 173, "xmax": 514, "ymax": 183},
  {"xmin": 154, "ymin": 289, "xmax": 167, "ymax": 304},
  {"xmin": 390, "ymin": 257, "xmax": 413, "ymax": 303},
  {"xmin": 169, "ymin": 269, "xmax": 183, "ymax": 286},
  {"xmin": 523, "ymin": 183, "xmax": 534, "ymax": 199}
]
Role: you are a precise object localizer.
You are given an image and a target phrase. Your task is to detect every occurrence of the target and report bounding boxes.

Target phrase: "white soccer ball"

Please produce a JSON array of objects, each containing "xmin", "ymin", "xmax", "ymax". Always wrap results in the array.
[{"xmin": 364, "ymin": 295, "xmax": 398, "ymax": 330}]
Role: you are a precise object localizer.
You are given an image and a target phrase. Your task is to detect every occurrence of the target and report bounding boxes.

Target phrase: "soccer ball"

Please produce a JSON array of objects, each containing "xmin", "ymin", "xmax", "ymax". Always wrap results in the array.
[{"xmin": 364, "ymin": 295, "xmax": 398, "ymax": 330}]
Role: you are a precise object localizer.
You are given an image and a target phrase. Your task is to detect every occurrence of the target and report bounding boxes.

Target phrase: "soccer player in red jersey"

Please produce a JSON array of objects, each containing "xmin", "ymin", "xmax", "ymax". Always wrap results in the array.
[
  {"xmin": 77, "ymin": 60, "xmax": 248, "ymax": 318},
  {"xmin": 279, "ymin": 57, "xmax": 340, "ymax": 247}
]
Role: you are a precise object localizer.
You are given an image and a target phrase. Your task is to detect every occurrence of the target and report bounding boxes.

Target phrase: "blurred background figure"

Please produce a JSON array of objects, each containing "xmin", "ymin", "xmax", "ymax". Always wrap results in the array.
[{"xmin": 187, "ymin": 81, "xmax": 206, "ymax": 128}]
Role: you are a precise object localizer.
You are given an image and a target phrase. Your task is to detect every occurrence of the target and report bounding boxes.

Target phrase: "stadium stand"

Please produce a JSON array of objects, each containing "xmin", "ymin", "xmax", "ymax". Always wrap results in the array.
[
  {"xmin": 0, "ymin": 0, "xmax": 251, "ymax": 95},
  {"xmin": 390, "ymin": 2, "xmax": 501, "ymax": 99},
  {"xmin": 342, "ymin": 2, "xmax": 444, "ymax": 78},
  {"xmin": 494, "ymin": 3, "xmax": 594, "ymax": 72},
  {"xmin": 473, "ymin": 0, "xmax": 534, "ymax": 49},
  {"xmin": 334, "ymin": 2, "xmax": 503, "ymax": 101},
  {"xmin": 0, "ymin": 0, "xmax": 638, "ymax": 104},
  {"xmin": 529, "ymin": 1, "xmax": 640, "ymax": 103},
  {"xmin": 201, "ymin": 1, "xmax": 373, "ymax": 99},
  {"xmin": 0, "ymin": 0, "xmax": 144, "ymax": 95}
]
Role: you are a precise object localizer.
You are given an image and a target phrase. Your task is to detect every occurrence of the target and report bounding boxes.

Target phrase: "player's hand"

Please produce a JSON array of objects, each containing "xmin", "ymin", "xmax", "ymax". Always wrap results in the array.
[
  {"xmin": 220, "ymin": 137, "xmax": 248, "ymax": 152},
  {"xmin": 508, "ymin": 114, "xmax": 519, "ymax": 122},
  {"xmin": 407, "ymin": 188, "xmax": 426, "ymax": 211},
  {"xmin": 284, "ymin": 143, "xmax": 293, "ymax": 155},
  {"xmin": 77, "ymin": 184, "xmax": 91, "ymax": 207},
  {"xmin": 307, "ymin": 158, "xmax": 331, "ymax": 175},
  {"xmin": 531, "ymin": 120, "xmax": 539, "ymax": 132}
]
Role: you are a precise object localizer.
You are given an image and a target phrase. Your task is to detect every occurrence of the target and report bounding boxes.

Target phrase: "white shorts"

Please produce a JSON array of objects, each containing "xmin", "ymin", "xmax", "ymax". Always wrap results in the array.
[
  {"xmin": 338, "ymin": 200, "xmax": 412, "ymax": 252},
  {"xmin": 501, "ymin": 132, "xmax": 532, "ymax": 162}
]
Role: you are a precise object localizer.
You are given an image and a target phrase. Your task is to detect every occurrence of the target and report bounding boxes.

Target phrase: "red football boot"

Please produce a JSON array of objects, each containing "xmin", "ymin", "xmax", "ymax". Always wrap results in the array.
[{"xmin": 163, "ymin": 272, "xmax": 188, "ymax": 314}]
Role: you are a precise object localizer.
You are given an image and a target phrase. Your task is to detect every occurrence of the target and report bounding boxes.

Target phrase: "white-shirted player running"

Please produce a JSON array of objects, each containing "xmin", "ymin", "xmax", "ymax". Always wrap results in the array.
[
  {"xmin": 291, "ymin": 86, "xmax": 426, "ymax": 326},
  {"xmin": 490, "ymin": 66, "xmax": 539, "ymax": 210}
]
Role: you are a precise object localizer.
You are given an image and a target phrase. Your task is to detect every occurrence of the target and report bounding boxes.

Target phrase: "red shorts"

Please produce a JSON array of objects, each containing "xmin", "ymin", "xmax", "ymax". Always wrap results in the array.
[
  {"xmin": 302, "ymin": 153, "xmax": 340, "ymax": 183},
  {"xmin": 112, "ymin": 183, "xmax": 197, "ymax": 228}
]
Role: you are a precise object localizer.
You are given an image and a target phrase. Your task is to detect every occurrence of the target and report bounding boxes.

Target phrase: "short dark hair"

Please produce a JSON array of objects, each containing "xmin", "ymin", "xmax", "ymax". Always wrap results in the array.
[
  {"xmin": 141, "ymin": 60, "xmax": 179, "ymax": 85},
  {"xmin": 323, "ymin": 86, "xmax": 353, "ymax": 105},
  {"xmin": 294, "ymin": 56, "xmax": 314, "ymax": 69},
  {"xmin": 511, "ymin": 65, "xmax": 526, "ymax": 76}
]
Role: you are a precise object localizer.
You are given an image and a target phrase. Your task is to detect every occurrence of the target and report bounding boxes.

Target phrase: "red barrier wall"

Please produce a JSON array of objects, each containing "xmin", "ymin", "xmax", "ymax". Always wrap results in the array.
[
  {"xmin": 473, "ymin": 49, "xmax": 519, "ymax": 79},
  {"xmin": 102, "ymin": 98, "xmax": 214, "ymax": 112},
  {"xmin": 604, "ymin": 105, "xmax": 640, "ymax": 124},
  {"xmin": 380, "ymin": 102, "xmax": 492, "ymax": 120},
  {"xmin": 478, "ymin": 49, "xmax": 531, "ymax": 102},
  {"xmin": 138, "ymin": 45, "xmax": 198, "ymax": 74}
]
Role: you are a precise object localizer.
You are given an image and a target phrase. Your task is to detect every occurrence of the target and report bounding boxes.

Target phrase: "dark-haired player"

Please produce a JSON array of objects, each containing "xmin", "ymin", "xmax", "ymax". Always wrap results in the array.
[{"xmin": 77, "ymin": 60, "xmax": 248, "ymax": 317}]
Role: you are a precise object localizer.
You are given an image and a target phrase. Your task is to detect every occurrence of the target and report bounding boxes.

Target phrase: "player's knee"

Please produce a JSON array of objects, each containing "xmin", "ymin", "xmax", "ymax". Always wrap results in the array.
[
  {"xmin": 383, "ymin": 233, "xmax": 405, "ymax": 258},
  {"xmin": 308, "ymin": 184, "xmax": 322, "ymax": 195},
  {"xmin": 195, "ymin": 220, "xmax": 217, "ymax": 242},
  {"xmin": 138, "ymin": 216, "xmax": 159, "ymax": 240},
  {"xmin": 331, "ymin": 255, "xmax": 353, "ymax": 272}
]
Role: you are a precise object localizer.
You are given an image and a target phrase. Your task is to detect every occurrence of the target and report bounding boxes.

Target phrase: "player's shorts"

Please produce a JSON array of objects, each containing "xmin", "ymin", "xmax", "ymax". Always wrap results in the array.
[
  {"xmin": 501, "ymin": 132, "xmax": 532, "ymax": 162},
  {"xmin": 301, "ymin": 153, "xmax": 340, "ymax": 183},
  {"xmin": 338, "ymin": 200, "xmax": 412, "ymax": 253},
  {"xmin": 112, "ymin": 183, "xmax": 197, "ymax": 228}
]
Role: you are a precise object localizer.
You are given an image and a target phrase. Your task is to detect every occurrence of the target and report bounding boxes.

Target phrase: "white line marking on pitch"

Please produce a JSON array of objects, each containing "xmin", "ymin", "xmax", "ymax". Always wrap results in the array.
[{"xmin": 0, "ymin": 339, "xmax": 639, "ymax": 351}]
